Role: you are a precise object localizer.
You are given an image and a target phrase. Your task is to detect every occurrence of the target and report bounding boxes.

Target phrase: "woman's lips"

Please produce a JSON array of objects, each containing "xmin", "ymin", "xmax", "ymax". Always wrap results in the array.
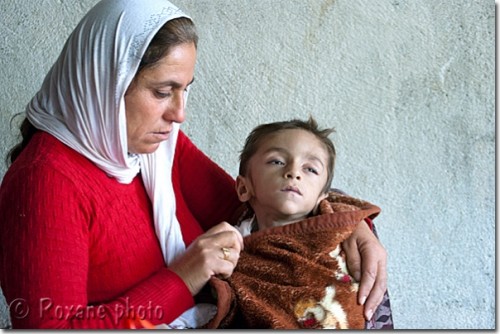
[{"xmin": 151, "ymin": 131, "xmax": 170, "ymax": 141}]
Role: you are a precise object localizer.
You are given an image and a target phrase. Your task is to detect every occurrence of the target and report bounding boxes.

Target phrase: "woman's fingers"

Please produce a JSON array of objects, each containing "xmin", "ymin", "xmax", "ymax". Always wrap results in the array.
[
  {"xmin": 356, "ymin": 241, "xmax": 387, "ymax": 320},
  {"xmin": 360, "ymin": 257, "xmax": 387, "ymax": 320},
  {"xmin": 169, "ymin": 222, "xmax": 244, "ymax": 295},
  {"xmin": 342, "ymin": 235, "xmax": 362, "ymax": 282},
  {"xmin": 212, "ymin": 250, "xmax": 237, "ymax": 280},
  {"xmin": 203, "ymin": 221, "xmax": 244, "ymax": 251},
  {"xmin": 342, "ymin": 221, "xmax": 388, "ymax": 320}
]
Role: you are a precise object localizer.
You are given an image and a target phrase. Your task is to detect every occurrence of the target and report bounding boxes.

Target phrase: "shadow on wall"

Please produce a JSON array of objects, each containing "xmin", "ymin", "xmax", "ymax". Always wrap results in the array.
[{"xmin": 0, "ymin": 286, "xmax": 11, "ymax": 329}]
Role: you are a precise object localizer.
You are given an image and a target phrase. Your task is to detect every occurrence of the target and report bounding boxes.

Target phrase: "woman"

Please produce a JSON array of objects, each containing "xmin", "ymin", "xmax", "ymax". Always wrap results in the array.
[{"xmin": 0, "ymin": 0, "xmax": 387, "ymax": 329}]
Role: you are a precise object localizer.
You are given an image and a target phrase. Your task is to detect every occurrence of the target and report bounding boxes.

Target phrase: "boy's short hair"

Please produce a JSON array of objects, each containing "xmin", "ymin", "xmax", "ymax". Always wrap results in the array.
[{"xmin": 239, "ymin": 116, "xmax": 336, "ymax": 193}]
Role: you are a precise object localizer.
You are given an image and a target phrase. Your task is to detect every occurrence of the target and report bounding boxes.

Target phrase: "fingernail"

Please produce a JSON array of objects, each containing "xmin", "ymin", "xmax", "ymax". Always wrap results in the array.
[
  {"xmin": 366, "ymin": 309, "xmax": 373, "ymax": 321},
  {"xmin": 359, "ymin": 295, "xmax": 367, "ymax": 305}
]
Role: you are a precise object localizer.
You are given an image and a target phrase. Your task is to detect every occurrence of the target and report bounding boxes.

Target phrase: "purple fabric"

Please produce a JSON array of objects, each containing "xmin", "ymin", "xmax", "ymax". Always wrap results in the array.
[{"xmin": 366, "ymin": 290, "xmax": 394, "ymax": 329}]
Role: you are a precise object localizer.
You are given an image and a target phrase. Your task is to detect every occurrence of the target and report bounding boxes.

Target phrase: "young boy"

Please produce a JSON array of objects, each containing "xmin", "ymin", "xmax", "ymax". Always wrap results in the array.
[
  {"xmin": 234, "ymin": 117, "xmax": 336, "ymax": 236},
  {"xmin": 204, "ymin": 117, "xmax": 383, "ymax": 329}
]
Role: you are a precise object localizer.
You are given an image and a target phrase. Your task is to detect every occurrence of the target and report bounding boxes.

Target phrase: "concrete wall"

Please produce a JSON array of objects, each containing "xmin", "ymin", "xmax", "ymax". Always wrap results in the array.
[{"xmin": 0, "ymin": 0, "xmax": 494, "ymax": 329}]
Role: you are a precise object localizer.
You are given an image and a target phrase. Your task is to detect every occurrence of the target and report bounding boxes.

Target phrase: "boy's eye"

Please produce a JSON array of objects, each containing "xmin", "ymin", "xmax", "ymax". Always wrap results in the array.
[
  {"xmin": 305, "ymin": 167, "xmax": 319, "ymax": 175},
  {"xmin": 269, "ymin": 160, "xmax": 284, "ymax": 166}
]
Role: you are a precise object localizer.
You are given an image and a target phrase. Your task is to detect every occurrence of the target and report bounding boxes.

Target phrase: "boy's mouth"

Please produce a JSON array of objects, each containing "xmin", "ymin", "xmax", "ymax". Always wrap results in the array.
[{"xmin": 282, "ymin": 185, "xmax": 302, "ymax": 195}]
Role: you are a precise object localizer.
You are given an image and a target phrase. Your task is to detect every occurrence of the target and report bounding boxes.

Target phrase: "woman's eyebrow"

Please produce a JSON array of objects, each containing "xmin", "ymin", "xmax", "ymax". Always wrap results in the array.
[{"xmin": 156, "ymin": 77, "xmax": 195, "ymax": 88}]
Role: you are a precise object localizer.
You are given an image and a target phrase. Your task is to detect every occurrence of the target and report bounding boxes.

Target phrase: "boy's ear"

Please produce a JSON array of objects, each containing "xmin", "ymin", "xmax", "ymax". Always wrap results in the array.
[
  {"xmin": 312, "ymin": 192, "xmax": 329, "ymax": 215},
  {"xmin": 317, "ymin": 191, "xmax": 329, "ymax": 206},
  {"xmin": 236, "ymin": 175, "xmax": 252, "ymax": 202},
  {"xmin": 318, "ymin": 192, "xmax": 328, "ymax": 203}
]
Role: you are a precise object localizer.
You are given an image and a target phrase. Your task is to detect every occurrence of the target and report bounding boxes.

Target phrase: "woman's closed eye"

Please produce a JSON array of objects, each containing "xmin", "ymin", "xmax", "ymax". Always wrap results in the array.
[{"xmin": 155, "ymin": 90, "xmax": 172, "ymax": 98}]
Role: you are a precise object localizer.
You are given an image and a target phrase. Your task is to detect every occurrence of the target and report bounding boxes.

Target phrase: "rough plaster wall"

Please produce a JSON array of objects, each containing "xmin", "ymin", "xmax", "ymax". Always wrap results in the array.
[{"xmin": 0, "ymin": 0, "xmax": 494, "ymax": 329}]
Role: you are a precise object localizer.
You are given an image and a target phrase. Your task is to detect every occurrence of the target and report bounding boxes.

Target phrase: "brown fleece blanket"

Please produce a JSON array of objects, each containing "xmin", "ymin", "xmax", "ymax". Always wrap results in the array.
[{"xmin": 203, "ymin": 193, "xmax": 381, "ymax": 329}]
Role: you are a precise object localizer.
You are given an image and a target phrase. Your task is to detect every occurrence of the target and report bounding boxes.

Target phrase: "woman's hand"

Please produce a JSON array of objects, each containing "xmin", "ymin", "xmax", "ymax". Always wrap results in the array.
[
  {"xmin": 169, "ymin": 222, "xmax": 244, "ymax": 296},
  {"xmin": 342, "ymin": 221, "xmax": 387, "ymax": 321}
]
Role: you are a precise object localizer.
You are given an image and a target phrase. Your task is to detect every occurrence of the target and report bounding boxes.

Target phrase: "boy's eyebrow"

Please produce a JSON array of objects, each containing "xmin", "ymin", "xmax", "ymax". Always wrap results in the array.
[
  {"xmin": 306, "ymin": 154, "xmax": 326, "ymax": 169},
  {"xmin": 263, "ymin": 146, "xmax": 285, "ymax": 153},
  {"xmin": 263, "ymin": 147, "xmax": 288, "ymax": 156}
]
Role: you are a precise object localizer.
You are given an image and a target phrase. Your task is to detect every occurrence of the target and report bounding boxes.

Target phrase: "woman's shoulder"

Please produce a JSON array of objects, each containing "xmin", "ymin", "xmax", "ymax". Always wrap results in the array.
[{"xmin": 2, "ymin": 132, "xmax": 105, "ymax": 187}]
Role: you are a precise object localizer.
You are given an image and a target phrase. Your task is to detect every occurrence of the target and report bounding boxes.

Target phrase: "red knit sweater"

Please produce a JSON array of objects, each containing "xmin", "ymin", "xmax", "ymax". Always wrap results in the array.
[{"xmin": 0, "ymin": 131, "xmax": 241, "ymax": 329}]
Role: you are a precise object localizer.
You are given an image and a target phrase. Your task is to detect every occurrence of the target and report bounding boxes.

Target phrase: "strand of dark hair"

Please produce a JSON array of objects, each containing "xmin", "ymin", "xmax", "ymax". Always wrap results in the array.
[{"xmin": 6, "ymin": 116, "xmax": 38, "ymax": 165}]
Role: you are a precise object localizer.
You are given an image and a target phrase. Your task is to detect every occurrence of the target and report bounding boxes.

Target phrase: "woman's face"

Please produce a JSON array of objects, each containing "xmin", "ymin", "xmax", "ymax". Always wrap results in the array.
[{"xmin": 124, "ymin": 42, "xmax": 196, "ymax": 154}]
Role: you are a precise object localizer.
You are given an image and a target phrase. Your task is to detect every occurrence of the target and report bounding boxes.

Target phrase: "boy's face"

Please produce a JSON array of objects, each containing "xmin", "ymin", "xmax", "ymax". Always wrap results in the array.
[{"xmin": 237, "ymin": 129, "xmax": 329, "ymax": 225}]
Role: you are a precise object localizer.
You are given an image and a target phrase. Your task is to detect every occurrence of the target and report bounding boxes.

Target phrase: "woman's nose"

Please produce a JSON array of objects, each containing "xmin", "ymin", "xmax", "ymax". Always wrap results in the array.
[{"xmin": 164, "ymin": 92, "xmax": 186, "ymax": 123}]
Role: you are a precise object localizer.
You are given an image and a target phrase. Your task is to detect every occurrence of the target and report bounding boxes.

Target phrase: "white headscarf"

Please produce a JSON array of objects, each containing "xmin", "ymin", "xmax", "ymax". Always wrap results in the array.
[{"xmin": 26, "ymin": 0, "xmax": 190, "ymax": 265}]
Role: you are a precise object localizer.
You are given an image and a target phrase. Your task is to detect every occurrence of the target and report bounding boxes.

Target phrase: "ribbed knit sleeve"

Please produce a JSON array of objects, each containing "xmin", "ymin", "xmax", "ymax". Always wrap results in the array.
[
  {"xmin": 173, "ymin": 131, "xmax": 241, "ymax": 238},
  {"xmin": 0, "ymin": 133, "xmax": 195, "ymax": 328}
]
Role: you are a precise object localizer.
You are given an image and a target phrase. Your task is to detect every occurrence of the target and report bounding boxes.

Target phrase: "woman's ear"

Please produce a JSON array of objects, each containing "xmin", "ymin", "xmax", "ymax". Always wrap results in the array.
[{"xmin": 236, "ymin": 175, "xmax": 252, "ymax": 202}]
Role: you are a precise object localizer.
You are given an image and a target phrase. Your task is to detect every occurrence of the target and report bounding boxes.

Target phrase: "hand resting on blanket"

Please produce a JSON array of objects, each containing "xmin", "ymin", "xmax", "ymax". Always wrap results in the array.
[{"xmin": 343, "ymin": 221, "xmax": 387, "ymax": 320}]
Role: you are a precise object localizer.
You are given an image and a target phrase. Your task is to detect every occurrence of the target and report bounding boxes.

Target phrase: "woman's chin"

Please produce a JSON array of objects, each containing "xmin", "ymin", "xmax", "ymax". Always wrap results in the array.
[{"xmin": 129, "ymin": 143, "xmax": 161, "ymax": 155}]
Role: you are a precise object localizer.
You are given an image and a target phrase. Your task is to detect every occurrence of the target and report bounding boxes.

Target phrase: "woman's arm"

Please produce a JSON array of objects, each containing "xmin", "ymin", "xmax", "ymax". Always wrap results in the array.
[
  {"xmin": 330, "ymin": 188, "xmax": 388, "ymax": 320},
  {"xmin": 0, "ymin": 159, "xmax": 193, "ymax": 328},
  {"xmin": 173, "ymin": 131, "xmax": 242, "ymax": 231}
]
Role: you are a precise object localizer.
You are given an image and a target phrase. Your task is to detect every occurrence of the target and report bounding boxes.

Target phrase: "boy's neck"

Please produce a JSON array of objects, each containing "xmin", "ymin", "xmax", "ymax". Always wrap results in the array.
[{"xmin": 254, "ymin": 212, "xmax": 310, "ymax": 231}]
